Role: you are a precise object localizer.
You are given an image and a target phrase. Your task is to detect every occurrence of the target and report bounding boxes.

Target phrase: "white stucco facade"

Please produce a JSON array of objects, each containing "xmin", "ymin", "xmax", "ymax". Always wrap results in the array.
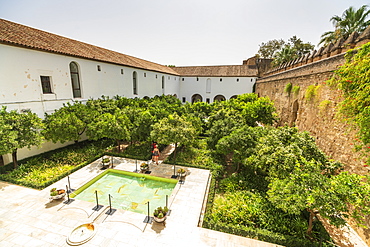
[
  {"xmin": 0, "ymin": 45, "xmax": 183, "ymax": 118},
  {"xmin": 179, "ymin": 76, "xmax": 256, "ymax": 103},
  {"xmin": 1, "ymin": 44, "xmax": 257, "ymax": 118},
  {"xmin": 0, "ymin": 18, "xmax": 259, "ymax": 164}
]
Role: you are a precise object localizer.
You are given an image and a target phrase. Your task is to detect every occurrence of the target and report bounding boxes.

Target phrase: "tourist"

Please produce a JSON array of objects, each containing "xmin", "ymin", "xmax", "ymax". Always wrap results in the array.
[{"xmin": 152, "ymin": 147, "xmax": 160, "ymax": 165}]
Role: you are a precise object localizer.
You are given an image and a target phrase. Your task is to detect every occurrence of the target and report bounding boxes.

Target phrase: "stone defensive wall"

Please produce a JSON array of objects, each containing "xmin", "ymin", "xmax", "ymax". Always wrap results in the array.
[{"xmin": 255, "ymin": 26, "xmax": 370, "ymax": 246}]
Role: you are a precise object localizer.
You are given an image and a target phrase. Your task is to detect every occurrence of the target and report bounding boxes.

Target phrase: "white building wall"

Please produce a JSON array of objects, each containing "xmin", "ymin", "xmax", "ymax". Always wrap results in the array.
[
  {"xmin": 0, "ymin": 44, "xmax": 181, "ymax": 165},
  {"xmin": 179, "ymin": 76, "xmax": 256, "ymax": 103},
  {"xmin": 0, "ymin": 45, "xmax": 180, "ymax": 117},
  {"xmin": 1, "ymin": 43, "xmax": 257, "ymax": 164}
]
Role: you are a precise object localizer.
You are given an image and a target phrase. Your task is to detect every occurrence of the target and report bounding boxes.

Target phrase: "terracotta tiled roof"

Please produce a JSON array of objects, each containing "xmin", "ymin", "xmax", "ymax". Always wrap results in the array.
[
  {"xmin": 171, "ymin": 65, "xmax": 258, "ymax": 77},
  {"xmin": 0, "ymin": 18, "xmax": 179, "ymax": 75}
]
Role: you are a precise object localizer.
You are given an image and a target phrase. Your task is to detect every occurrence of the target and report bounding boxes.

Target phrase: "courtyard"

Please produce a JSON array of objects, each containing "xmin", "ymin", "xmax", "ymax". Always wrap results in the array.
[{"xmin": 0, "ymin": 157, "xmax": 280, "ymax": 247}]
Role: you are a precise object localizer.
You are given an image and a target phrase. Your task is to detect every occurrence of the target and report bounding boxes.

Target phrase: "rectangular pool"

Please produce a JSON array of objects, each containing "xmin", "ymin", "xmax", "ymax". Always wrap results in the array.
[{"xmin": 71, "ymin": 169, "xmax": 177, "ymax": 215}]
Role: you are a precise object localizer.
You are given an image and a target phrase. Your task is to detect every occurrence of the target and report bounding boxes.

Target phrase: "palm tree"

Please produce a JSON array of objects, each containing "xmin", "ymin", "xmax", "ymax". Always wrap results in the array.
[
  {"xmin": 272, "ymin": 45, "xmax": 297, "ymax": 67},
  {"xmin": 319, "ymin": 5, "xmax": 370, "ymax": 45}
]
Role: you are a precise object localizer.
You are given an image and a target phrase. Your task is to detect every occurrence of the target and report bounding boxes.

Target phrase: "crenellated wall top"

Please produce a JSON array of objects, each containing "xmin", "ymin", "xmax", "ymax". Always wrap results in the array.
[{"xmin": 262, "ymin": 25, "xmax": 370, "ymax": 77}]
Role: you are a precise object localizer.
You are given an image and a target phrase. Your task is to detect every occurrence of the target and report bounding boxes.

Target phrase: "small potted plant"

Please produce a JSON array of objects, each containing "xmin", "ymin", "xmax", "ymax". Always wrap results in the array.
[
  {"xmin": 102, "ymin": 157, "xmax": 110, "ymax": 166},
  {"xmin": 140, "ymin": 162, "xmax": 149, "ymax": 172},
  {"xmin": 177, "ymin": 168, "xmax": 187, "ymax": 177},
  {"xmin": 50, "ymin": 188, "xmax": 66, "ymax": 200},
  {"xmin": 153, "ymin": 206, "xmax": 169, "ymax": 223}
]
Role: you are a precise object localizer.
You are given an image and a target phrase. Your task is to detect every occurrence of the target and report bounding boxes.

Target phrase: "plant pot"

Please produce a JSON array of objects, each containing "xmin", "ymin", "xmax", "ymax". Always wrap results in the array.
[
  {"xmin": 140, "ymin": 167, "xmax": 149, "ymax": 172},
  {"xmin": 50, "ymin": 190, "xmax": 66, "ymax": 200},
  {"xmin": 153, "ymin": 215, "xmax": 167, "ymax": 223},
  {"xmin": 177, "ymin": 172, "xmax": 186, "ymax": 178}
]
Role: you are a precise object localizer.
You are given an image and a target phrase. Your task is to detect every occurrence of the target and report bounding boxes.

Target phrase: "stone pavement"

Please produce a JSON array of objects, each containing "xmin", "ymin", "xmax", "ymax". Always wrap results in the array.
[{"xmin": 0, "ymin": 157, "xmax": 282, "ymax": 247}]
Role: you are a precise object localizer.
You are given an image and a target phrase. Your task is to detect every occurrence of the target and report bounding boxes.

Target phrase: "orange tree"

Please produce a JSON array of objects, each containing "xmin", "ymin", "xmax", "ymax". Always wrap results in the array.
[{"xmin": 0, "ymin": 107, "xmax": 43, "ymax": 168}]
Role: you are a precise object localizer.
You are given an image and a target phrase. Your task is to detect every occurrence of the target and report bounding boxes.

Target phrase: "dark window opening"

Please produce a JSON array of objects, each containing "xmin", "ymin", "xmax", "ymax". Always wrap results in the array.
[
  {"xmin": 133, "ymin": 71, "xmax": 138, "ymax": 95},
  {"xmin": 40, "ymin": 76, "xmax": 52, "ymax": 94}
]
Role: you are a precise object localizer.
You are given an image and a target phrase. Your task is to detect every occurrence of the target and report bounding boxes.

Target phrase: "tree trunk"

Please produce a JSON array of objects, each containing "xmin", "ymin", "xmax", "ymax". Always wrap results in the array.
[
  {"xmin": 116, "ymin": 139, "xmax": 121, "ymax": 152},
  {"xmin": 307, "ymin": 209, "xmax": 315, "ymax": 238},
  {"xmin": 173, "ymin": 143, "xmax": 178, "ymax": 164},
  {"xmin": 12, "ymin": 149, "xmax": 18, "ymax": 169}
]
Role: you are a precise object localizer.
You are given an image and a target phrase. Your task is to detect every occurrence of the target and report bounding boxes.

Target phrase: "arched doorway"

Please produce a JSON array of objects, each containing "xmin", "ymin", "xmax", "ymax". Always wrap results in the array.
[
  {"xmin": 291, "ymin": 100, "xmax": 299, "ymax": 126},
  {"xmin": 191, "ymin": 94, "xmax": 203, "ymax": 103},
  {"xmin": 214, "ymin": 95, "xmax": 226, "ymax": 102},
  {"xmin": 230, "ymin": 95, "xmax": 238, "ymax": 99}
]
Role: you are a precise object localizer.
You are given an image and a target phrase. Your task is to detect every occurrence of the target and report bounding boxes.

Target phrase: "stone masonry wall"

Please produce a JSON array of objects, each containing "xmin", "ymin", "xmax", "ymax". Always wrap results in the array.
[{"xmin": 255, "ymin": 41, "xmax": 370, "ymax": 246}]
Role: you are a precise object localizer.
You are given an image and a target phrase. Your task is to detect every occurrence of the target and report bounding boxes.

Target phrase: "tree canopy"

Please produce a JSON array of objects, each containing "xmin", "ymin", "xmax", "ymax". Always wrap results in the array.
[
  {"xmin": 257, "ymin": 36, "xmax": 314, "ymax": 67},
  {"xmin": 150, "ymin": 112, "xmax": 201, "ymax": 163},
  {"xmin": 43, "ymin": 102, "xmax": 92, "ymax": 143},
  {"xmin": 86, "ymin": 110, "xmax": 131, "ymax": 152},
  {"xmin": 214, "ymin": 126, "xmax": 370, "ymax": 237},
  {"xmin": 0, "ymin": 107, "xmax": 43, "ymax": 168},
  {"xmin": 319, "ymin": 5, "xmax": 370, "ymax": 45}
]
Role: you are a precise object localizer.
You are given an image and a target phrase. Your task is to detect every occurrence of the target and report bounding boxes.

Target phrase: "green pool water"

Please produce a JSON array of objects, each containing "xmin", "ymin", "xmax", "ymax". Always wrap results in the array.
[{"xmin": 71, "ymin": 169, "xmax": 177, "ymax": 215}]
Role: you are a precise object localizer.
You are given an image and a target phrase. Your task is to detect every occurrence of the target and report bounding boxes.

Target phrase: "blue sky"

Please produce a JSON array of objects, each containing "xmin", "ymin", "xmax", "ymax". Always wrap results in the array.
[{"xmin": 0, "ymin": 0, "xmax": 369, "ymax": 66}]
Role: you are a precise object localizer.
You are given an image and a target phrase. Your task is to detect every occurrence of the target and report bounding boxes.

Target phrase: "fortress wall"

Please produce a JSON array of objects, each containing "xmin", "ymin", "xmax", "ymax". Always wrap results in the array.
[{"xmin": 255, "ymin": 34, "xmax": 370, "ymax": 246}]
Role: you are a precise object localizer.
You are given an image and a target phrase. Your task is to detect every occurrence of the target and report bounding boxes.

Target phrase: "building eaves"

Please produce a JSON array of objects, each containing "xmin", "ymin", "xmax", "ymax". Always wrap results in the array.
[
  {"xmin": 172, "ymin": 65, "xmax": 258, "ymax": 77},
  {"xmin": 0, "ymin": 18, "xmax": 179, "ymax": 76}
]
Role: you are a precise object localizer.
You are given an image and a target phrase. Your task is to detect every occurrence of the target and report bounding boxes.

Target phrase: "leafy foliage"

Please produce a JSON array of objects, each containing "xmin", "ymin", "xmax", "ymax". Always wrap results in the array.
[
  {"xmin": 210, "ymin": 190, "xmax": 308, "ymax": 237},
  {"xmin": 318, "ymin": 100, "xmax": 331, "ymax": 116},
  {"xmin": 257, "ymin": 39, "xmax": 286, "ymax": 59},
  {"xmin": 43, "ymin": 102, "xmax": 92, "ymax": 143},
  {"xmin": 206, "ymin": 94, "xmax": 277, "ymax": 149},
  {"xmin": 151, "ymin": 112, "xmax": 201, "ymax": 163},
  {"xmin": 327, "ymin": 42, "xmax": 370, "ymax": 161},
  {"xmin": 210, "ymin": 125, "xmax": 370, "ymax": 240},
  {"xmin": 292, "ymin": 85, "xmax": 300, "ymax": 96},
  {"xmin": 319, "ymin": 5, "xmax": 370, "ymax": 45},
  {"xmin": 258, "ymin": 36, "xmax": 314, "ymax": 66},
  {"xmin": 0, "ymin": 107, "xmax": 43, "ymax": 168},
  {"xmin": 86, "ymin": 109, "xmax": 131, "ymax": 151},
  {"xmin": 0, "ymin": 140, "xmax": 112, "ymax": 189},
  {"xmin": 305, "ymin": 85, "xmax": 321, "ymax": 101},
  {"xmin": 284, "ymin": 82, "xmax": 293, "ymax": 95}
]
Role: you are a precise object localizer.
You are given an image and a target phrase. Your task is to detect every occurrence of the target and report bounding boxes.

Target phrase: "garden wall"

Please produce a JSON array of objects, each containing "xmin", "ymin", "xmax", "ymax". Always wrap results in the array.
[{"xmin": 255, "ymin": 29, "xmax": 370, "ymax": 246}]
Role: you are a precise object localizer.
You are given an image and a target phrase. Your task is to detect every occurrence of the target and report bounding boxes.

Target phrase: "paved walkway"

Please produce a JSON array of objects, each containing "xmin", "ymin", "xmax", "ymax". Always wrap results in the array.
[{"xmin": 0, "ymin": 157, "xmax": 282, "ymax": 247}]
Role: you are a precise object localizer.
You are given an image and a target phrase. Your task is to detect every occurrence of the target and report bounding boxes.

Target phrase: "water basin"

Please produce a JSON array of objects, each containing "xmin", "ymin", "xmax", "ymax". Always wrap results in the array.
[{"xmin": 71, "ymin": 169, "xmax": 177, "ymax": 215}]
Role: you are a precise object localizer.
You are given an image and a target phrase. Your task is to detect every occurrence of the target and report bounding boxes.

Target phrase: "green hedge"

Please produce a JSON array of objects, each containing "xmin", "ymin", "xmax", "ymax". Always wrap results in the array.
[
  {"xmin": 0, "ymin": 139, "xmax": 113, "ymax": 189},
  {"xmin": 202, "ymin": 221, "xmax": 335, "ymax": 247},
  {"xmin": 0, "ymin": 153, "xmax": 103, "ymax": 189},
  {"xmin": 0, "ymin": 163, "xmax": 13, "ymax": 174}
]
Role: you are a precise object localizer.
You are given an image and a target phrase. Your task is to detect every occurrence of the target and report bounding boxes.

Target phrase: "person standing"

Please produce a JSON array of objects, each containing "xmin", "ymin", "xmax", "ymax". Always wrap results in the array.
[{"xmin": 152, "ymin": 147, "xmax": 160, "ymax": 165}]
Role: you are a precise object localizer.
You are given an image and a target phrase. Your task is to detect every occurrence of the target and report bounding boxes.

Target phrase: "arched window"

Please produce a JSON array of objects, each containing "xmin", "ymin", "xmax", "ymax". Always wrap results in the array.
[
  {"xmin": 69, "ymin": 62, "xmax": 81, "ymax": 98},
  {"xmin": 133, "ymin": 71, "xmax": 138, "ymax": 95},
  {"xmin": 206, "ymin": 78, "xmax": 211, "ymax": 93},
  {"xmin": 214, "ymin": 95, "xmax": 226, "ymax": 102},
  {"xmin": 191, "ymin": 94, "xmax": 203, "ymax": 103}
]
